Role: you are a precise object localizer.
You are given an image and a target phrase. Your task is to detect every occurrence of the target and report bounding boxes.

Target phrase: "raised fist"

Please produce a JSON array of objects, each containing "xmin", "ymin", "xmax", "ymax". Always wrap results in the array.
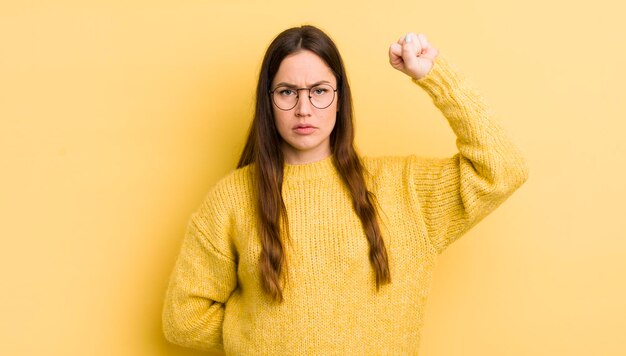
[{"xmin": 389, "ymin": 32, "xmax": 439, "ymax": 80}]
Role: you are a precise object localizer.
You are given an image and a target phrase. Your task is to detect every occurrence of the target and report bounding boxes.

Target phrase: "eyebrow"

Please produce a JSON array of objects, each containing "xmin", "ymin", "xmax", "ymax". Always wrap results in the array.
[{"xmin": 273, "ymin": 80, "xmax": 332, "ymax": 88}]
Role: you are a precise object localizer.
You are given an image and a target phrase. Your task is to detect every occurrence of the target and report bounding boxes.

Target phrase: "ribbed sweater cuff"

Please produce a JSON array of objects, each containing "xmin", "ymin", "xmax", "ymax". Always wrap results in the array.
[{"xmin": 411, "ymin": 53, "xmax": 460, "ymax": 91}]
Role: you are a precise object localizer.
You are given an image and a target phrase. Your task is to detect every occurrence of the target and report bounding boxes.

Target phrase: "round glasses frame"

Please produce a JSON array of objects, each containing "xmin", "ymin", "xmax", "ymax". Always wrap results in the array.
[{"xmin": 269, "ymin": 84, "xmax": 338, "ymax": 111}]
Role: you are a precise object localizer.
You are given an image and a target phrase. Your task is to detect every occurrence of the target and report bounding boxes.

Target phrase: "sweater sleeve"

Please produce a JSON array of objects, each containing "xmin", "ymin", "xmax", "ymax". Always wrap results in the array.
[
  {"xmin": 162, "ymin": 185, "xmax": 238, "ymax": 351},
  {"xmin": 410, "ymin": 53, "xmax": 529, "ymax": 254}
]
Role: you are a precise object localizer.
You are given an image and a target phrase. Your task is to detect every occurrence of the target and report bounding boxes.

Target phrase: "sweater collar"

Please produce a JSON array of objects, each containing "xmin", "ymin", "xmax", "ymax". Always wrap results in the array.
[{"xmin": 283, "ymin": 155, "xmax": 336, "ymax": 181}]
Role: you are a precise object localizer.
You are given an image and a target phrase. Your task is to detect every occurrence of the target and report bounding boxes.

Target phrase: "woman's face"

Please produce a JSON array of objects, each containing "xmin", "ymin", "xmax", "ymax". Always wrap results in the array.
[{"xmin": 271, "ymin": 50, "xmax": 338, "ymax": 165}]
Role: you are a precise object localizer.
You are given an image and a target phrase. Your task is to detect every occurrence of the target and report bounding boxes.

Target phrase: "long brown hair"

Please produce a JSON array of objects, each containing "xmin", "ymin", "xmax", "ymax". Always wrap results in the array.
[{"xmin": 238, "ymin": 25, "xmax": 390, "ymax": 302}]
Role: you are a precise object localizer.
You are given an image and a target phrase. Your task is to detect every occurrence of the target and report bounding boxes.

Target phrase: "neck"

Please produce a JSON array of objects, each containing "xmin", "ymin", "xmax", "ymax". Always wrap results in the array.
[{"xmin": 281, "ymin": 144, "xmax": 332, "ymax": 165}]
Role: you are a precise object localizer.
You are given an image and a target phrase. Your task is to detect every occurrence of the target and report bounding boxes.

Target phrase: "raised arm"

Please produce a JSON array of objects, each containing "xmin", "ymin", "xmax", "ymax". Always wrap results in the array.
[
  {"xmin": 390, "ymin": 32, "xmax": 529, "ymax": 253},
  {"xmin": 162, "ymin": 187, "xmax": 238, "ymax": 351}
]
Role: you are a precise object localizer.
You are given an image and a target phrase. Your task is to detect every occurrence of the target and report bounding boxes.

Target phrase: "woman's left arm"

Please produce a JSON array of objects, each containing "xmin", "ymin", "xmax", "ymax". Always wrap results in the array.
[{"xmin": 389, "ymin": 32, "xmax": 530, "ymax": 253}]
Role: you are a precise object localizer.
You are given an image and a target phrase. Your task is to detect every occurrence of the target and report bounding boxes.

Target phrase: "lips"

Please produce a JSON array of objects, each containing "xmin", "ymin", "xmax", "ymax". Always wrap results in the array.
[{"xmin": 293, "ymin": 123, "xmax": 317, "ymax": 135}]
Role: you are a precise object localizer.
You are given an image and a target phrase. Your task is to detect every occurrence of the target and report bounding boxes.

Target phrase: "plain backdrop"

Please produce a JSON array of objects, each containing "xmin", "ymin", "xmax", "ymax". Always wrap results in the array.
[{"xmin": 1, "ymin": 0, "xmax": 625, "ymax": 355}]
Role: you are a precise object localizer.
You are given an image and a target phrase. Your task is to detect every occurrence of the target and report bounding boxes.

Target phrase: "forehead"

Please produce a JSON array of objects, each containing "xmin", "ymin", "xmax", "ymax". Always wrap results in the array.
[{"xmin": 272, "ymin": 50, "xmax": 336, "ymax": 86}]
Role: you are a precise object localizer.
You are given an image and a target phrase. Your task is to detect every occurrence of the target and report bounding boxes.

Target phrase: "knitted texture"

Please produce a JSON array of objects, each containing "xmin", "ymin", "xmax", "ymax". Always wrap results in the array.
[{"xmin": 162, "ymin": 54, "xmax": 529, "ymax": 355}]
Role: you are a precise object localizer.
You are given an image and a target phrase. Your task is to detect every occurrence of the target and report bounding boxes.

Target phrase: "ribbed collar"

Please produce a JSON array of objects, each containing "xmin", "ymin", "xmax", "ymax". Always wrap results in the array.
[{"xmin": 283, "ymin": 155, "xmax": 337, "ymax": 181}]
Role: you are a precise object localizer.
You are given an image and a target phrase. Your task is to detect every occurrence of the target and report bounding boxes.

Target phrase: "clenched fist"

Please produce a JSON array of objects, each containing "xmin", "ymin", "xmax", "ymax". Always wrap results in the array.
[{"xmin": 389, "ymin": 32, "xmax": 439, "ymax": 80}]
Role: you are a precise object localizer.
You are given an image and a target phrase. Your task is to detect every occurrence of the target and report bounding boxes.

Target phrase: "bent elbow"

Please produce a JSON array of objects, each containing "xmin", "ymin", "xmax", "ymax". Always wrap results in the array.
[
  {"xmin": 491, "ymin": 154, "xmax": 529, "ymax": 199},
  {"xmin": 162, "ymin": 307, "xmax": 196, "ymax": 349},
  {"xmin": 507, "ymin": 153, "xmax": 530, "ymax": 191},
  {"xmin": 161, "ymin": 299, "xmax": 225, "ymax": 352}
]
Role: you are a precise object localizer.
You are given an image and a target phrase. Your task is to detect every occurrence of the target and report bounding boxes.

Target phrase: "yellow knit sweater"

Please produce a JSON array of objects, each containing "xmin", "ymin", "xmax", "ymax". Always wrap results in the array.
[{"xmin": 162, "ymin": 54, "xmax": 529, "ymax": 355}]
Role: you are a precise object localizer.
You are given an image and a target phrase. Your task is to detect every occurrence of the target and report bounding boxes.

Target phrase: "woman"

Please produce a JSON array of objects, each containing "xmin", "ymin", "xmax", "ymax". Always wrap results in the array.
[{"xmin": 162, "ymin": 25, "xmax": 528, "ymax": 354}]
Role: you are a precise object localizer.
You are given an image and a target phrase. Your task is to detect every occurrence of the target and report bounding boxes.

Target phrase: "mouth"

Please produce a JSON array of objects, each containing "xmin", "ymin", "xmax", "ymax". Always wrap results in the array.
[{"xmin": 293, "ymin": 123, "xmax": 317, "ymax": 135}]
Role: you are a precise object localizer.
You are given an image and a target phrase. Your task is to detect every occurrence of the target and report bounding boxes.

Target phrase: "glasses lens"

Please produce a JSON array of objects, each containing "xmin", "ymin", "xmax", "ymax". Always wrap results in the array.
[
  {"xmin": 310, "ymin": 84, "xmax": 335, "ymax": 109},
  {"xmin": 271, "ymin": 84, "xmax": 336, "ymax": 110},
  {"xmin": 272, "ymin": 87, "xmax": 298, "ymax": 110}
]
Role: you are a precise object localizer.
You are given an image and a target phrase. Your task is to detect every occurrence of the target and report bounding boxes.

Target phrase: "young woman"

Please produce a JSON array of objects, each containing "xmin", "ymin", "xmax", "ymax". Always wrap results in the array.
[{"xmin": 162, "ymin": 25, "xmax": 528, "ymax": 354}]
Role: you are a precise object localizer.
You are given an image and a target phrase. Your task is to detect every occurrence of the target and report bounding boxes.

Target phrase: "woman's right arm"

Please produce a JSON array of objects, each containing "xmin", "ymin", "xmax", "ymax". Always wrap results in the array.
[{"xmin": 162, "ymin": 189, "xmax": 238, "ymax": 351}]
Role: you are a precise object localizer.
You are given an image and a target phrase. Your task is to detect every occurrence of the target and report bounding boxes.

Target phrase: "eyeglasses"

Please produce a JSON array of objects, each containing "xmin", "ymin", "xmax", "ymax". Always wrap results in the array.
[{"xmin": 269, "ymin": 83, "xmax": 338, "ymax": 111}]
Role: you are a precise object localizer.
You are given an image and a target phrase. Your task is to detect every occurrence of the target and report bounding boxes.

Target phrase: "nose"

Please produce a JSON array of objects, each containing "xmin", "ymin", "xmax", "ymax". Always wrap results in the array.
[{"xmin": 294, "ymin": 90, "xmax": 313, "ymax": 117}]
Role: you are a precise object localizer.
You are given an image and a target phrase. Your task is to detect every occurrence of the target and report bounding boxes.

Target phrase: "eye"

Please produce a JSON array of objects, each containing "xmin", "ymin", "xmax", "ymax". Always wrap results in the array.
[
  {"xmin": 277, "ymin": 88, "xmax": 295, "ymax": 96},
  {"xmin": 312, "ymin": 86, "xmax": 329, "ymax": 96}
]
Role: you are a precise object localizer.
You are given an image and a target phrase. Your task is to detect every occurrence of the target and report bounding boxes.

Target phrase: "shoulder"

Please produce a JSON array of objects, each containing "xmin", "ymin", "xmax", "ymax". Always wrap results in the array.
[
  {"xmin": 196, "ymin": 164, "xmax": 255, "ymax": 221},
  {"xmin": 361, "ymin": 155, "xmax": 454, "ymax": 183},
  {"xmin": 189, "ymin": 165, "xmax": 255, "ymax": 255},
  {"xmin": 360, "ymin": 156, "xmax": 413, "ymax": 189},
  {"xmin": 361, "ymin": 155, "xmax": 425, "ymax": 176},
  {"xmin": 207, "ymin": 164, "xmax": 254, "ymax": 200}
]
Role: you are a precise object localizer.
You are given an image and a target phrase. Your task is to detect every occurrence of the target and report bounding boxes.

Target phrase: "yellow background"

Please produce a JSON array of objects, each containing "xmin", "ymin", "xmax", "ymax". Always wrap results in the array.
[{"xmin": 1, "ymin": 1, "xmax": 625, "ymax": 355}]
